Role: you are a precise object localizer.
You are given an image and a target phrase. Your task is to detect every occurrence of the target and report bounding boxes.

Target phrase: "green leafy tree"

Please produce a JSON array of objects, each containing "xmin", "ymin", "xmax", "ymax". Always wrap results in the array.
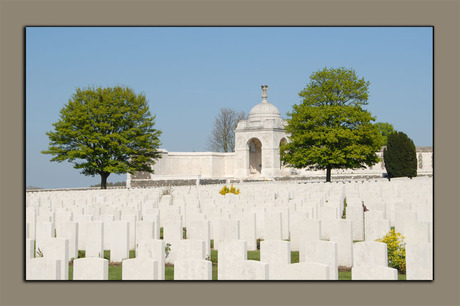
[
  {"xmin": 383, "ymin": 131, "xmax": 417, "ymax": 179},
  {"xmin": 42, "ymin": 86, "xmax": 162, "ymax": 189},
  {"xmin": 375, "ymin": 122, "xmax": 395, "ymax": 146},
  {"xmin": 280, "ymin": 67, "xmax": 383, "ymax": 182}
]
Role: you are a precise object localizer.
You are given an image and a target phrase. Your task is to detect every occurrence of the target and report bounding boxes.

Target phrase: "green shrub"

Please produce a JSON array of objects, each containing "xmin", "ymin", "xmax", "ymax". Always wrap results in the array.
[
  {"xmin": 376, "ymin": 228, "xmax": 406, "ymax": 274},
  {"xmin": 383, "ymin": 131, "xmax": 417, "ymax": 179}
]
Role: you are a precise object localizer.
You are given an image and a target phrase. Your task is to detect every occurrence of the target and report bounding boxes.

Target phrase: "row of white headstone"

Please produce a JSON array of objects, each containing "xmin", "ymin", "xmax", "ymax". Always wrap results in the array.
[
  {"xmin": 26, "ymin": 177, "xmax": 432, "ymax": 280},
  {"xmin": 26, "ymin": 237, "xmax": 432, "ymax": 280}
]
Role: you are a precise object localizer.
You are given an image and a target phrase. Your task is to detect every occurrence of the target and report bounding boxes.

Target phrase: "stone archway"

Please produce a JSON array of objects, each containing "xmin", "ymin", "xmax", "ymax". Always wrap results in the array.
[
  {"xmin": 248, "ymin": 138, "xmax": 262, "ymax": 174},
  {"xmin": 279, "ymin": 137, "xmax": 288, "ymax": 168},
  {"xmin": 278, "ymin": 137, "xmax": 289, "ymax": 175}
]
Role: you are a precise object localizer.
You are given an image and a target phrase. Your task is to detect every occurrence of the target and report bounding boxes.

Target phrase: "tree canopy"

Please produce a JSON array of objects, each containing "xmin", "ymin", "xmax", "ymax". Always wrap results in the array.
[
  {"xmin": 42, "ymin": 86, "xmax": 162, "ymax": 189},
  {"xmin": 280, "ymin": 67, "xmax": 384, "ymax": 182},
  {"xmin": 383, "ymin": 131, "xmax": 417, "ymax": 179},
  {"xmin": 207, "ymin": 108, "xmax": 246, "ymax": 152},
  {"xmin": 375, "ymin": 122, "xmax": 395, "ymax": 146}
]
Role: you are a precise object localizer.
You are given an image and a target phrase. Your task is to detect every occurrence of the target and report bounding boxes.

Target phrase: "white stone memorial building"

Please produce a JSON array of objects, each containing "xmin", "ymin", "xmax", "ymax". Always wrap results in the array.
[{"xmin": 128, "ymin": 86, "xmax": 432, "ymax": 187}]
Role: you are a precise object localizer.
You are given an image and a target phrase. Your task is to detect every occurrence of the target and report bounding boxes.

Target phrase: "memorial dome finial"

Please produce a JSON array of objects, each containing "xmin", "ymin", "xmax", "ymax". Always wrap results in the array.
[
  {"xmin": 261, "ymin": 85, "xmax": 269, "ymax": 103},
  {"xmin": 248, "ymin": 85, "xmax": 281, "ymax": 120}
]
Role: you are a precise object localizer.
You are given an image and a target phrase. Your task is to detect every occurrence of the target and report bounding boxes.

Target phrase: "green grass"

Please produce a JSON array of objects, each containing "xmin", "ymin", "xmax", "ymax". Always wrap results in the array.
[
  {"xmin": 165, "ymin": 265, "xmax": 174, "ymax": 280},
  {"xmin": 339, "ymin": 271, "xmax": 352, "ymax": 280},
  {"xmin": 291, "ymin": 251, "xmax": 299, "ymax": 263},
  {"xmin": 248, "ymin": 250, "xmax": 260, "ymax": 261},
  {"xmin": 108, "ymin": 265, "xmax": 123, "ymax": 280}
]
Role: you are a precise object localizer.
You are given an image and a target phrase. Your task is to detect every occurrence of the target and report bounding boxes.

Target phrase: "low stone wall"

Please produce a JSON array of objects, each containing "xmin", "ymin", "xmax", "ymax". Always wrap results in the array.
[
  {"xmin": 130, "ymin": 178, "xmax": 242, "ymax": 188},
  {"xmin": 130, "ymin": 179, "xmax": 197, "ymax": 188},
  {"xmin": 199, "ymin": 179, "xmax": 228, "ymax": 185},
  {"xmin": 129, "ymin": 172, "xmax": 433, "ymax": 188}
]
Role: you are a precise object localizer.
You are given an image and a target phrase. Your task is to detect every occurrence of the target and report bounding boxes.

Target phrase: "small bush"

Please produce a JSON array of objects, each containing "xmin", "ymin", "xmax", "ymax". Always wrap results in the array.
[
  {"xmin": 376, "ymin": 228, "xmax": 406, "ymax": 274},
  {"xmin": 219, "ymin": 184, "xmax": 240, "ymax": 195}
]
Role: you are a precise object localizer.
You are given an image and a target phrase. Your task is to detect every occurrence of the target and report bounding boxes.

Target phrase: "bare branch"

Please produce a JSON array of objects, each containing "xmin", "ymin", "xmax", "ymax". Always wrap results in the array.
[{"xmin": 207, "ymin": 108, "xmax": 246, "ymax": 152}]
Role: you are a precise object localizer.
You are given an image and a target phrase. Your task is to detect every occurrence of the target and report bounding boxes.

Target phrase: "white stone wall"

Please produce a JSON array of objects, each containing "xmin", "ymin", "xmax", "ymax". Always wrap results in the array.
[
  {"xmin": 130, "ymin": 148, "xmax": 432, "ymax": 183},
  {"xmin": 286, "ymin": 150, "xmax": 432, "ymax": 178},
  {"xmin": 142, "ymin": 151, "xmax": 235, "ymax": 179}
]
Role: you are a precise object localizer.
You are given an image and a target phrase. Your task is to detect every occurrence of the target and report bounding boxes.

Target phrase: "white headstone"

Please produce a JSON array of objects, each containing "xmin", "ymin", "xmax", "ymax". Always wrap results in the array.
[
  {"xmin": 352, "ymin": 265, "xmax": 398, "ymax": 280},
  {"xmin": 136, "ymin": 221, "xmax": 155, "ymax": 246},
  {"xmin": 73, "ymin": 257, "xmax": 109, "ymax": 280},
  {"xmin": 330, "ymin": 219, "xmax": 353, "ymax": 268},
  {"xmin": 109, "ymin": 221, "xmax": 129, "ymax": 263},
  {"xmin": 74, "ymin": 214, "xmax": 93, "ymax": 250},
  {"xmin": 85, "ymin": 221, "xmax": 104, "ymax": 258},
  {"xmin": 121, "ymin": 214, "xmax": 137, "ymax": 250},
  {"xmin": 136, "ymin": 239, "xmax": 165, "ymax": 280},
  {"xmin": 346, "ymin": 206, "xmax": 364, "ymax": 241},
  {"xmin": 319, "ymin": 206, "xmax": 339, "ymax": 240},
  {"xmin": 26, "ymin": 207, "xmax": 37, "ymax": 240},
  {"xmin": 404, "ymin": 221, "xmax": 431, "ymax": 244},
  {"xmin": 27, "ymin": 258, "xmax": 61, "ymax": 280},
  {"xmin": 260, "ymin": 240, "xmax": 290, "ymax": 265},
  {"xmin": 26, "ymin": 239, "xmax": 35, "ymax": 261},
  {"xmin": 365, "ymin": 218, "xmax": 391, "ymax": 241},
  {"xmin": 175, "ymin": 239, "xmax": 206, "ymax": 261},
  {"xmin": 187, "ymin": 220, "xmax": 211, "ymax": 257},
  {"xmin": 35, "ymin": 222, "xmax": 55, "ymax": 257},
  {"xmin": 122, "ymin": 258, "xmax": 158, "ymax": 280},
  {"xmin": 264, "ymin": 212, "xmax": 283, "ymax": 241},
  {"xmin": 174, "ymin": 259, "xmax": 212, "ymax": 280},
  {"xmin": 218, "ymin": 239, "xmax": 247, "ymax": 280},
  {"xmin": 142, "ymin": 213, "xmax": 160, "ymax": 239},
  {"xmin": 395, "ymin": 209, "xmax": 417, "ymax": 236},
  {"xmin": 291, "ymin": 218, "xmax": 321, "ymax": 252},
  {"xmin": 223, "ymin": 260, "xmax": 269, "ymax": 280},
  {"xmin": 406, "ymin": 242, "xmax": 432, "ymax": 280},
  {"xmin": 301, "ymin": 240, "xmax": 338, "ymax": 280},
  {"xmin": 353, "ymin": 241, "xmax": 388, "ymax": 267},
  {"xmin": 56, "ymin": 221, "xmax": 78, "ymax": 260},
  {"xmin": 269, "ymin": 262, "xmax": 330, "ymax": 280},
  {"xmin": 214, "ymin": 219, "xmax": 239, "ymax": 250},
  {"xmin": 40, "ymin": 238, "xmax": 69, "ymax": 280},
  {"xmin": 100, "ymin": 214, "xmax": 115, "ymax": 249},
  {"xmin": 233, "ymin": 213, "xmax": 257, "ymax": 251}
]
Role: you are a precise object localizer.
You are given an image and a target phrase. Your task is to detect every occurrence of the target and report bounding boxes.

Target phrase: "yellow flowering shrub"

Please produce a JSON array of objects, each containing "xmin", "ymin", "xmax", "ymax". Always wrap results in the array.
[
  {"xmin": 219, "ymin": 184, "xmax": 240, "ymax": 195},
  {"xmin": 376, "ymin": 228, "xmax": 406, "ymax": 274}
]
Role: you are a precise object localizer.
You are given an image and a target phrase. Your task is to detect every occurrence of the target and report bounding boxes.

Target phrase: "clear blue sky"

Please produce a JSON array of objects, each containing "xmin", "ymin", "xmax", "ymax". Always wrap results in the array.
[{"xmin": 26, "ymin": 27, "xmax": 433, "ymax": 189}]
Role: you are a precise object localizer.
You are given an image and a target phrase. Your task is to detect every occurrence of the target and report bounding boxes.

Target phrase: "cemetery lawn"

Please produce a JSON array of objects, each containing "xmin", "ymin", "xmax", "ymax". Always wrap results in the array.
[{"xmin": 67, "ymin": 249, "xmax": 406, "ymax": 280}]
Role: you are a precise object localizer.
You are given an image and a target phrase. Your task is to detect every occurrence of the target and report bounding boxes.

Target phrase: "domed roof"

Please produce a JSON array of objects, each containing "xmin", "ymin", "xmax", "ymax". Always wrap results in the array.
[{"xmin": 248, "ymin": 85, "xmax": 282, "ymax": 120}]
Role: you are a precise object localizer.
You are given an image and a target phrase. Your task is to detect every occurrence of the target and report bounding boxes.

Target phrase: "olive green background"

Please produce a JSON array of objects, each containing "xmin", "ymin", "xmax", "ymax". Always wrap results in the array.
[{"xmin": 1, "ymin": 0, "xmax": 459, "ymax": 305}]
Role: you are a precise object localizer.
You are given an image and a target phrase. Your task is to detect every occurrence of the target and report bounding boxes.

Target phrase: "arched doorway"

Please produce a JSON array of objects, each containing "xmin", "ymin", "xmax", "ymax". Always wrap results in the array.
[
  {"xmin": 248, "ymin": 138, "xmax": 262, "ymax": 174},
  {"xmin": 279, "ymin": 137, "xmax": 288, "ymax": 172}
]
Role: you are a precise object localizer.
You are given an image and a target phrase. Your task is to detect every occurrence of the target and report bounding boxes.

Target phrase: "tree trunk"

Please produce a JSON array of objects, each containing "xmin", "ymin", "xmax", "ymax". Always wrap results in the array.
[
  {"xmin": 100, "ymin": 172, "xmax": 110, "ymax": 189},
  {"xmin": 326, "ymin": 166, "xmax": 332, "ymax": 182}
]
